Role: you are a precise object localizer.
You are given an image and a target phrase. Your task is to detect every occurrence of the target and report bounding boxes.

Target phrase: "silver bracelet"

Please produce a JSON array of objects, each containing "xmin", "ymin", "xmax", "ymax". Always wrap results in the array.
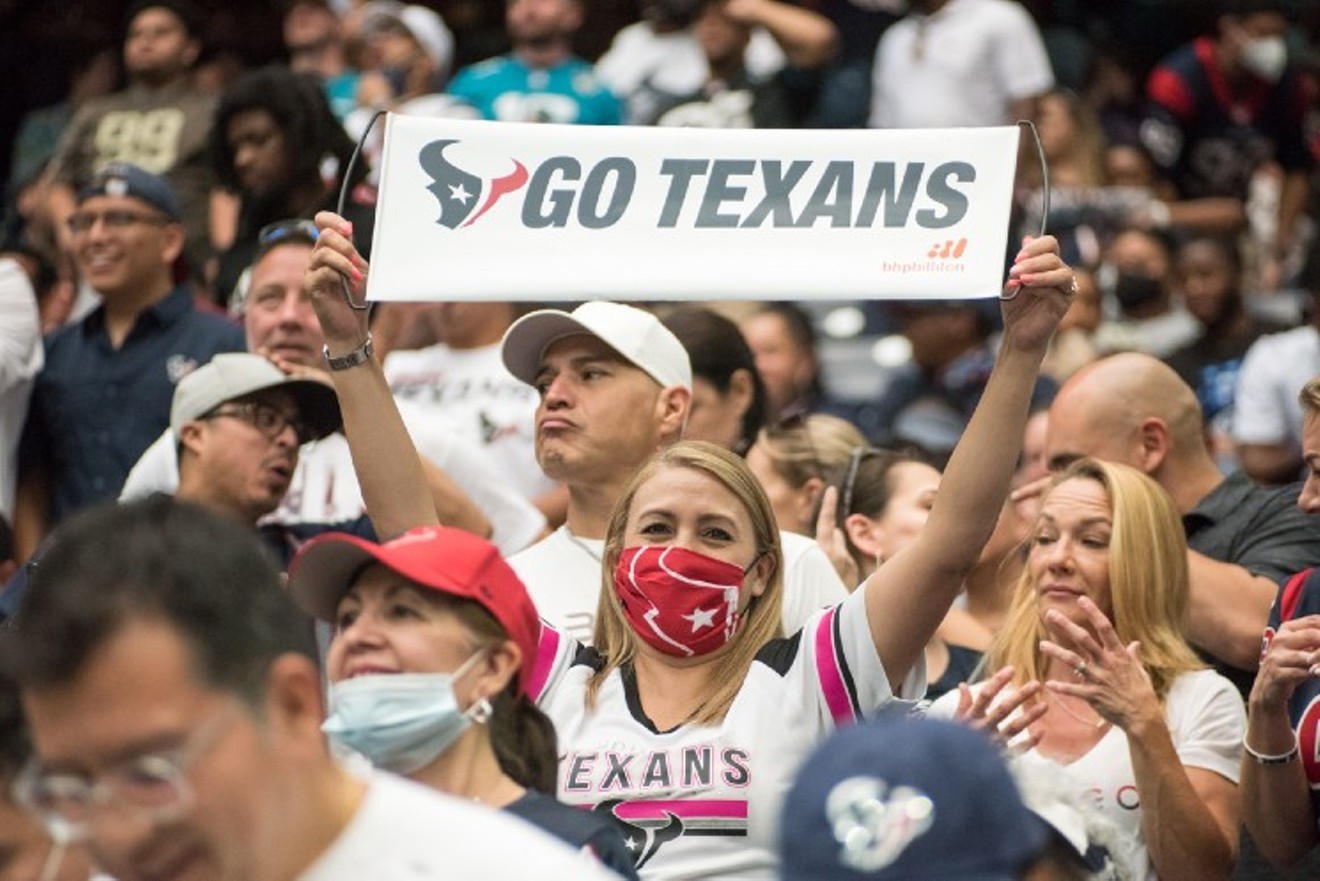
[
  {"xmin": 1242, "ymin": 735, "xmax": 1300, "ymax": 765},
  {"xmin": 323, "ymin": 334, "xmax": 374, "ymax": 372}
]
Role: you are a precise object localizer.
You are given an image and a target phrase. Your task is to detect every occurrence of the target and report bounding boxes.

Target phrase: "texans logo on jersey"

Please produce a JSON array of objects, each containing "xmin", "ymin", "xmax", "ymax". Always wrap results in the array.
[{"xmin": 419, "ymin": 139, "xmax": 528, "ymax": 229}]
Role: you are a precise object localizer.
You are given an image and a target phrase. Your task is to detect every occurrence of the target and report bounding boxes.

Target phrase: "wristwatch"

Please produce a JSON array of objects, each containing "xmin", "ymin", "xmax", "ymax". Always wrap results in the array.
[{"xmin": 323, "ymin": 334, "xmax": 374, "ymax": 371}]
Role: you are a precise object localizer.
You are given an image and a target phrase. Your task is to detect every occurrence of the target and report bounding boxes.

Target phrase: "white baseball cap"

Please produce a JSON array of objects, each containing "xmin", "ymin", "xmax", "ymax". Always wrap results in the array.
[
  {"xmin": 501, "ymin": 301, "xmax": 693, "ymax": 392},
  {"xmin": 363, "ymin": 3, "xmax": 454, "ymax": 80},
  {"xmin": 170, "ymin": 352, "xmax": 341, "ymax": 442}
]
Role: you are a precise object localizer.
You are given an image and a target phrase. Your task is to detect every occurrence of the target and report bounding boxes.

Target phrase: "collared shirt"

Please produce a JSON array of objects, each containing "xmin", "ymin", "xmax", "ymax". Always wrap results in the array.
[{"xmin": 20, "ymin": 286, "xmax": 244, "ymax": 524}]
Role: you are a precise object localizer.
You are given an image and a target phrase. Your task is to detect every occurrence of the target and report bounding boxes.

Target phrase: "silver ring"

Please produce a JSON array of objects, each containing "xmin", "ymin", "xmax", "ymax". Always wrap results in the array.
[
  {"xmin": 1075, "ymin": 661, "xmax": 1088, "ymax": 678},
  {"xmin": 1067, "ymin": 276, "xmax": 1079, "ymax": 296}
]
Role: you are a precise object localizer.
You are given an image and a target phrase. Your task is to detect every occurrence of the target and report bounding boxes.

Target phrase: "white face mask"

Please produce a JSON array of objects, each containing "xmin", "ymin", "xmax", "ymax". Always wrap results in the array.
[
  {"xmin": 322, "ymin": 651, "xmax": 487, "ymax": 774},
  {"xmin": 1240, "ymin": 34, "xmax": 1287, "ymax": 82}
]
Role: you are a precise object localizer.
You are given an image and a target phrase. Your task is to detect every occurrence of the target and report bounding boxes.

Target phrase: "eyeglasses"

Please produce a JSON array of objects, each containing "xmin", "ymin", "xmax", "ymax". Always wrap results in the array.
[
  {"xmin": 13, "ymin": 705, "xmax": 236, "ymax": 842},
  {"xmin": 841, "ymin": 446, "xmax": 869, "ymax": 516},
  {"xmin": 203, "ymin": 399, "xmax": 314, "ymax": 445},
  {"xmin": 257, "ymin": 219, "xmax": 320, "ymax": 248},
  {"xmin": 65, "ymin": 209, "xmax": 170, "ymax": 234}
]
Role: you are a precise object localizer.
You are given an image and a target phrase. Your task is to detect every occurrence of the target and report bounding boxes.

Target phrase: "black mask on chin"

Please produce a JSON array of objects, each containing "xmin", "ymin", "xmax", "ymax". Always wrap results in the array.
[{"xmin": 1113, "ymin": 271, "xmax": 1165, "ymax": 312}]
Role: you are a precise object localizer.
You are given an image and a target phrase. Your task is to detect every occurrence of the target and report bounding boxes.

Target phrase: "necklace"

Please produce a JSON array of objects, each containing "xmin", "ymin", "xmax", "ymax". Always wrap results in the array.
[
  {"xmin": 1048, "ymin": 690, "xmax": 1109, "ymax": 730},
  {"xmin": 563, "ymin": 527, "xmax": 603, "ymax": 563}
]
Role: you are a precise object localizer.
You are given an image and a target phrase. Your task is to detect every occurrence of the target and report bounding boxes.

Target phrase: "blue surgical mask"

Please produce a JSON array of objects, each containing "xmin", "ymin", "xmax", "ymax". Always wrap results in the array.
[{"xmin": 322, "ymin": 651, "xmax": 485, "ymax": 774}]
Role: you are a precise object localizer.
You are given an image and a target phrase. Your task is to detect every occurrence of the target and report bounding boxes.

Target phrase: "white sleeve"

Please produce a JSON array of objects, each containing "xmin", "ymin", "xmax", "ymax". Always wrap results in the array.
[
  {"xmin": 0, "ymin": 260, "xmax": 41, "ymax": 390},
  {"xmin": 779, "ymin": 539, "xmax": 849, "ymax": 634},
  {"xmin": 990, "ymin": 3, "xmax": 1054, "ymax": 102},
  {"xmin": 1231, "ymin": 334, "xmax": 1293, "ymax": 444},
  {"xmin": 399, "ymin": 405, "xmax": 547, "ymax": 556},
  {"xmin": 119, "ymin": 430, "xmax": 180, "ymax": 500},
  {"xmin": 779, "ymin": 587, "xmax": 924, "ymax": 734},
  {"xmin": 1168, "ymin": 670, "xmax": 1247, "ymax": 784}
]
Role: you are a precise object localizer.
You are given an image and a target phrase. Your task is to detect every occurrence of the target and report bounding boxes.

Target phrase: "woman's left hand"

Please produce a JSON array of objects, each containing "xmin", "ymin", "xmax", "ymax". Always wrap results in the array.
[{"xmin": 1040, "ymin": 595, "xmax": 1162, "ymax": 732}]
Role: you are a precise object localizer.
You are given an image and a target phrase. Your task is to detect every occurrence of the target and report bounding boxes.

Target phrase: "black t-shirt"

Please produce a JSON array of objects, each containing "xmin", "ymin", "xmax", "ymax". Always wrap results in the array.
[{"xmin": 505, "ymin": 789, "xmax": 641, "ymax": 879}]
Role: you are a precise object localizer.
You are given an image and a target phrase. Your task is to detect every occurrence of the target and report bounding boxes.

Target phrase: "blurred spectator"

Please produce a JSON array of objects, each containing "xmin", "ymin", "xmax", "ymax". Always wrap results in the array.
[
  {"xmin": 1082, "ymin": 41, "xmax": 1147, "ymax": 148},
  {"xmin": 868, "ymin": 0, "xmax": 1054, "ymax": 129},
  {"xmin": 1092, "ymin": 226, "xmax": 1200, "ymax": 359},
  {"xmin": 1231, "ymin": 253, "xmax": 1320, "ymax": 484},
  {"xmin": 1139, "ymin": 0, "xmax": 1313, "ymax": 283},
  {"xmin": 1042, "ymin": 266, "xmax": 1102, "ymax": 384},
  {"xmin": 1166, "ymin": 235, "xmax": 1288, "ymax": 472},
  {"xmin": 209, "ymin": 65, "xmax": 372, "ymax": 307},
  {"xmin": 740, "ymin": 301, "xmax": 825, "ymax": 420},
  {"xmin": 0, "ymin": 259, "xmax": 41, "ymax": 530},
  {"xmin": 355, "ymin": 4, "xmax": 455, "ymax": 111},
  {"xmin": 447, "ymin": 0, "xmax": 621, "ymax": 124},
  {"xmin": 41, "ymin": 1, "xmax": 217, "ymax": 281},
  {"xmin": 283, "ymin": 0, "xmax": 361, "ymax": 120},
  {"xmin": 596, "ymin": 0, "xmax": 822, "ymax": 126},
  {"xmin": 13, "ymin": 165, "xmax": 244, "ymax": 562},
  {"xmin": 745, "ymin": 412, "xmax": 863, "ymax": 536},
  {"xmin": 662, "ymin": 305, "xmax": 767, "ymax": 454},
  {"xmin": 641, "ymin": 0, "xmax": 835, "ymax": 128}
]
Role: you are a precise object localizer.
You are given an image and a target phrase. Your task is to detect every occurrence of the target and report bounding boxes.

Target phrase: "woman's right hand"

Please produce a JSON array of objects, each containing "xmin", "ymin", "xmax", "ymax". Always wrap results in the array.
[
  {"xmin": 304, "ymin": 210, "xmax": 372, "ymax": 353},
  {"xmin": 1251, "ymin": 614, "xmax": 1320, "ymax": 713},
  {"xmin": 953, "ymin": 665, "xmax": 1045, "ymax": 753}
]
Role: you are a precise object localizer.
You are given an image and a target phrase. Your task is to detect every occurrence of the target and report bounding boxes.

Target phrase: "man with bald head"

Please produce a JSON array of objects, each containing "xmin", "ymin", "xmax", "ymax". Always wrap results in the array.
[{"xmin": 1045, "ymin": 351, "xmax": 1320, "ymax": 692}]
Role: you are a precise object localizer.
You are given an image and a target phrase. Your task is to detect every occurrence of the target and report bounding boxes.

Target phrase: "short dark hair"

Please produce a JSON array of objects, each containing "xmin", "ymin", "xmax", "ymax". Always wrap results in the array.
[
  {"xmin": 0, "ymin": 664, "xmax": 28, "ymax": 785},
  {"xmin": 124, "ymin": 0, "xmax": 205, "ymax": 39},
  {"xmin": 663, "ymin": 306, "xmax": 768, "ymax": 454},
  {"xmin": 2, "ymin": 497, "xmax": 317, "ymax": 706}
]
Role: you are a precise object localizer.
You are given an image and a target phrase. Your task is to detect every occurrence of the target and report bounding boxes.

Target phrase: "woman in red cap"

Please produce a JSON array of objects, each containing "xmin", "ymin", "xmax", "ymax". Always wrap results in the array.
[{"xmin": 287, "ymin": 524, "xmax": 639, "ymax": 878}]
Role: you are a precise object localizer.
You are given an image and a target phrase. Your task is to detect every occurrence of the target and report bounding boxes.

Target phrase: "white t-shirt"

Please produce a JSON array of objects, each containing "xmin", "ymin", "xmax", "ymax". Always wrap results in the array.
[
  {"xmin": 929, "ymin": 668, "xmax": 1245, "ymax": 881},
  {"xmin": 119, "ymin": 402, "xmax": 545, "ymax": 557},
  {"xmin": 529, "ymin": 586, "xmax": 923, "ymax": 880},
  {"xmin": 868, "ymin": 0, "xmax": 1053, "ymax": 129},
  {"xmin": 595, "ymin": 22, "xmax": 785, "ymax": 125},
  {"xmin": 0, "ymin": 259, "xmax": 42, "ymax": 522},
  {"xmin": 298, "ymin": 771, "xmax": 619, "ymax": 881},
  {"xmin": 509, "ymin": 528, "xmax": 848, "ymax": 646},
  {"xmin": 384, "ymin": 342, "xmax": 557, "ymax": 501},
  {"xmin": 1231, "ymin": 325, "xmax": 1320, "ymax": 448}
]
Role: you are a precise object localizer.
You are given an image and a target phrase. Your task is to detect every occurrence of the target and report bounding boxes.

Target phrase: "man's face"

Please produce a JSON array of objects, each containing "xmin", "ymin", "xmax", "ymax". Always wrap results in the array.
[
  {"xmin": 70, "ymin": 194, "xmax": 181, "ymax": 300},
  {"xmin": 184, "ymin": 389, "xmax": 304, "ymax": 523},
  {"xmin": 531, "ymin": 335, "xmax": 666, "ymax": 483},
  {"xmin": 244, "ymin": 244, "xmax": 321, "ymax": 367},
  {"xmin": 506, "ymin": 0, "xmax": 581, "ymax": 47},
  {"xmin": 1298, "ymin": 411, "xmax": 1320, "ymax": 515},
  {"xmin": 124, "ymin": 7, "xmax": 197, "ymax": 83},
  {"xmin": 1177, "ymin": 241, "xmax": 1238, "ymax": 327},
  {"xmin": 21, "ymin": 618, "xmax": 279, "ymax": 881}
]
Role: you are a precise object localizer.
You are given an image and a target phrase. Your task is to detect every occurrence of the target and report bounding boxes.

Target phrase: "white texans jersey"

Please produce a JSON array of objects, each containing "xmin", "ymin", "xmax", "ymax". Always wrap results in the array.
[{"xmin": 528, "ymin": 587, "xmax": 924, "ymax": 880}]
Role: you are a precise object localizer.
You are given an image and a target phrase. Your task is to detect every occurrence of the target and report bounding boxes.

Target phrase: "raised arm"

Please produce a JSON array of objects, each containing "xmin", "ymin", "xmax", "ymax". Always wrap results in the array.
[
  {"xmin": 724, "ymin": 0, "xmax": 839, "ymax": 69},
  {"xmin": 863, "ymin": 236, "xmax": 1072, "ymax": 689},
  {"xmin": 303, "ymin": 212, "xmax": 439, "ymax": 538}
]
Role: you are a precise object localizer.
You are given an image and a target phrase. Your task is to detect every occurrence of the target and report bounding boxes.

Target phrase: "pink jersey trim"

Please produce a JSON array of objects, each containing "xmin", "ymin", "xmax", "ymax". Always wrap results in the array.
[
  {"xmin": 814, "ymin": 607, "xmax": 854, "ymax": 725},
  {"xmin": 612, "ymin": 800, "xmax": 748, "ymax": 821},
  {"xmin": 528, "ymin": 621, "xmax": 560, "ymax": 701}
]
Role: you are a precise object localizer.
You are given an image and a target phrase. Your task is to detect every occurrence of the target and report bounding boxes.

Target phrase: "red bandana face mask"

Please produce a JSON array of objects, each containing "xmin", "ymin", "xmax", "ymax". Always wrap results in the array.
[{"xmin": 613, "ymin": 545, "xmax": 750, "ymax": 658}]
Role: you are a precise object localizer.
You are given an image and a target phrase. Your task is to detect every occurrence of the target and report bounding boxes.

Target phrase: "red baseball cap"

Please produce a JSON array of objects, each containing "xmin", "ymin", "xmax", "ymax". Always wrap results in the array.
[{"xmin": 287, "ymin": 526, "xmax": 541, "ymax": 694}]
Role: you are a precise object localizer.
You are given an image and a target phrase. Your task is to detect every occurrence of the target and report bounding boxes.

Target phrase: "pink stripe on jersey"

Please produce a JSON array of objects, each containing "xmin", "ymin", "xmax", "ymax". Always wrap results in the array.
[
  {"xmin": 815, "ymin": 607, "xmax": 854, "ymax": 725},
  {"xmin": 528, "ymin": 621, "xmax": 560, "ymax": 701},
  {"xmin": 612, "ymin": 800, "xmax": 748, "ymax": 822}
]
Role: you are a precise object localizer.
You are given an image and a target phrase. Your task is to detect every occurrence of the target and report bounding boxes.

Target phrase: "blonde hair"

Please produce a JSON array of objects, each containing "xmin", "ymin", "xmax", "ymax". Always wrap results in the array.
[
  {"xmin": 1299, "ymin": 376, "xmax": 1320, "ymax": 417},
  {"xmin": 589, "ymin": 441, "xmax": 784, "ymax": 725},
  {"xmin": 984, "ymin": 458, "xmax": 1202, "ymax": 700},
  {"xmin": 754, "ymin": 413, "xmax": 865, "ymax": 490}
]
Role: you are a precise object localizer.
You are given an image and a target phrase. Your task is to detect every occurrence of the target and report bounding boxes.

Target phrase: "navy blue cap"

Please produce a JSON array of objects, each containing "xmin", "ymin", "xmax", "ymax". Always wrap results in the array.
[
  {"xmin": 779, "ymin": 715, "xmax": 1049, "ymax": 881},
  {"xmin": 78, "ymin": 163, "xmax": 182, "ymax": 221}
]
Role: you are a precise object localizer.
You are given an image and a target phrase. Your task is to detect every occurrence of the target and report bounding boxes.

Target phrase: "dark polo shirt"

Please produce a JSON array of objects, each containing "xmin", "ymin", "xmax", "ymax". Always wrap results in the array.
[{"xmin": 20, "ymin": 286, "xmax": 244, "ymax": 524}]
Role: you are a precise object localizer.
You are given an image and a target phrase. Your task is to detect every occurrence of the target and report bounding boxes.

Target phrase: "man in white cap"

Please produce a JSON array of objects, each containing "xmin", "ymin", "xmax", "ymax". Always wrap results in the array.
[{"xmin": 501, "ymin": 301, "xmax": 846, "ymax": 643}]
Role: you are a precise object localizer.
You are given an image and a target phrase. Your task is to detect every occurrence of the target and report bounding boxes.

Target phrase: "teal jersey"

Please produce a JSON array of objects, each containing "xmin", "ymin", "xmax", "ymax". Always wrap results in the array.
[{"xmin": 448, "ymin": 55, "xmax": 622, "ymax": 125}]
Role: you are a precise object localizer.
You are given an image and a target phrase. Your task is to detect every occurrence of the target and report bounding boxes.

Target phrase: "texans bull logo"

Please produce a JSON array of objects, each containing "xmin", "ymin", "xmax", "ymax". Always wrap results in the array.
[{"xmin": 419, "ymin": 139, "xmax": 528, "ymax": 229}]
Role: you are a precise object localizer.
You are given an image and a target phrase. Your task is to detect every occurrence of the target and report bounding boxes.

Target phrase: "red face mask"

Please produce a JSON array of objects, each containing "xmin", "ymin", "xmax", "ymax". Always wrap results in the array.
[{"xmin": 613, "ymin": 545, "xmax": 750, "ymax": 658}]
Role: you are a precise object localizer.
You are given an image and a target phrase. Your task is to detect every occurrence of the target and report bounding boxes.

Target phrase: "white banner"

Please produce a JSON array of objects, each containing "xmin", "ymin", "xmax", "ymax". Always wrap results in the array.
[{"xmin": 367, "ymin": 115, "xmax": 1021, "ymax": 302}]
